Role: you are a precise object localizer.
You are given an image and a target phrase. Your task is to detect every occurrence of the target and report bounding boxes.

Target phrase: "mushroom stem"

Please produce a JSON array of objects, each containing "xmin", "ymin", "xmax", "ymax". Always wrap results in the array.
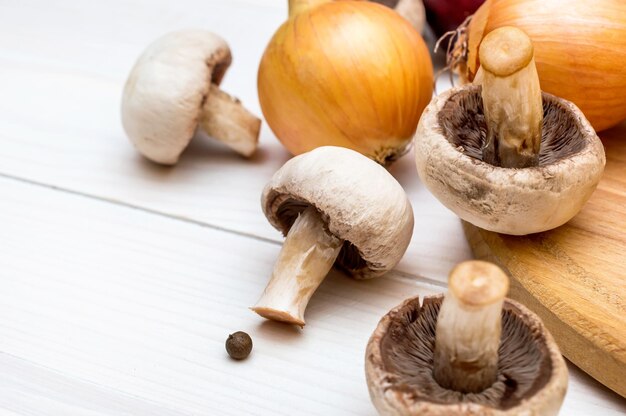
[
  {"xmin": 251, "ymin": 206, "xmax": 342, "ymax": 327},
  {"xmin": 433, "ymin": 260, "xmax": 509, "ymax": 393},
  {"xmin": 476, "ymin": 26, "xmax": 543, "ymax": 168},
  {"xmin": 198, "ymin": 84, "xmax": 261, "ymax": 157},
  {"xmin": 288, "ymin": 0, "xmax": 330, "ymax": 17}
]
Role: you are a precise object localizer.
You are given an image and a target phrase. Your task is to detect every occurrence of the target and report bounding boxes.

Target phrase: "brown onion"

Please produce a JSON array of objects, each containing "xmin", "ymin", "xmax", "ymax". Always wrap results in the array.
[
  {"xmin": 258, "ymin": 0, "xmax": 434, "ymax": 165},
  {"xmin": 449, "ymin": 0, "xmax": 626, "ymax": 131}
]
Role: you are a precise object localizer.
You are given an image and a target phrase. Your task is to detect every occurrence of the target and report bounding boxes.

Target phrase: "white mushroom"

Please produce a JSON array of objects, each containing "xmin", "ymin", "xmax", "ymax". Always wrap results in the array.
[
  {"xmin": 371, "ymin": 0, "xmax": 426, "ymax": 33},
  {"xmin": 415, "ymin": 27, "xmax": 605, "ymax": 235},
  {"xmin": 121, "ymin": 30, "xmax": 261, "ymax": 165},
  {"xmin": 366, "ymin": 260, "xmax": 569, "ymax": 415},
  {"xmin": 251, "ymin": 146, "xmax": 414, "ymax": 327}
]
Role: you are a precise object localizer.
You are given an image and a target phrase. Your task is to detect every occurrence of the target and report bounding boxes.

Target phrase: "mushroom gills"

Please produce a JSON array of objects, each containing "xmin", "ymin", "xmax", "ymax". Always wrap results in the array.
[
  {"xmin": 273, "ymin": 197, "xmax": 369, "ymax": 276},
  {"xmin": 438, "ymin": 87, "xmax": 586, "ymax": 165},
  {"xmin": 251, "ymin": 206, "xmax": 342, "ymax": 327},
  {"xmin": 199, "ymin": 84, "xmax": 261, "ymax": 157},
  {"xmin": 378, "ymin": 296, "xmax": 553, "ymax": 409}
]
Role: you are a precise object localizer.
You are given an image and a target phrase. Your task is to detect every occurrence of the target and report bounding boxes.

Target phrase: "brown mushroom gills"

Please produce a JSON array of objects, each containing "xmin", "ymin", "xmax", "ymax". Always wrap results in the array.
[
  {"xmin": 438, "ymin": 86, "xmax": 586, "ymax": 166},
  {"xmin": 377, "ymin": 295, "xmax": 552, "ymax": 408},
  {"xmin": 274, "ymin": 198, "xmax": 369, "ymax": 275}
]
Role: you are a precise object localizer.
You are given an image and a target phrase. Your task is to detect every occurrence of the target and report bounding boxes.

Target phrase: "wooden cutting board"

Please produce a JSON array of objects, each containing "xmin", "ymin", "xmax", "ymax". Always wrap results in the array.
[{"xmin": 463, "ymin": 122, "xmax": 626, "ymax": 398}]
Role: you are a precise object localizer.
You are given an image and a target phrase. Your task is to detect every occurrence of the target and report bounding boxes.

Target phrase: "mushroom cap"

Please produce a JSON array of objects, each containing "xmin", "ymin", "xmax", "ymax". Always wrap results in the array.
[
  {"xmin": 121, "ymin": 30, "xmax": 232, "ymax": 165},
  {"xmin": 415, "ymin": 85, "xmax": 605, "ymax": 235},
  {"xmin": 262, "ymin": 146, "xmax": 414, "ymax": 279},
  {"xmin": 365, "ymin": 295, "xmax": 568, "ymax": 416}
]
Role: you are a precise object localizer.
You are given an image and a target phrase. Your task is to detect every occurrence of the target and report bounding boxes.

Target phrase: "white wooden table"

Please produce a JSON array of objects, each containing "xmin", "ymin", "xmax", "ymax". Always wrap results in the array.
[{"xmin": 1, "ymin": 1, "xmax": 624, "ymax": 414}]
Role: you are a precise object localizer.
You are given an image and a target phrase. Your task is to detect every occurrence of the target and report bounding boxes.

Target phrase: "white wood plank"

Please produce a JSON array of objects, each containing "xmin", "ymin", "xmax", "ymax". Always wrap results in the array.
[
  {"xmin": 564, "ymin": 364, "xmax": 626, "ymax": 416},
  {"xmin": 0, "ymin": 0, "xmax": 471, "ymax": 283},
  {"xmin": 1, "ymin": 177, "xmax": 624, "ymax": 415},
  {"xmin": 0, "ymin": 353, "xmax": 189, "ymax": 416},
  {"xmin": 0, "ymin": 0, "xmax": 623, "ymax": 411},
  {"xmin": 0, "ymin": 177, "xmax": 439, "ymax": 415}
]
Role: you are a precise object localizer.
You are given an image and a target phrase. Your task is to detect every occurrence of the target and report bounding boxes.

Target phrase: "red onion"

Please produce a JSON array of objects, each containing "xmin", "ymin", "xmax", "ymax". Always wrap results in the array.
[{"xmin": 423, "ymin": 0, "xmax": 485, "ymax": 37}]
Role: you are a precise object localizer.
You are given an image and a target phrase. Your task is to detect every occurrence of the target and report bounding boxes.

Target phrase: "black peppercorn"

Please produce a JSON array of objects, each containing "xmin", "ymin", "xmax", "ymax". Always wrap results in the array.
[{"xmin": 225, "ymin": 331, "xmax": 253, "ymax": 360}]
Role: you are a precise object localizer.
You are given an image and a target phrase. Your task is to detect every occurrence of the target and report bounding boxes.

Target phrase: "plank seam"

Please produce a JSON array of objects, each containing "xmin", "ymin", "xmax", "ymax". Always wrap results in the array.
[
  {"xmin": 0, "ymin": 171, "xmax": 281, "ymax": 246},
  {"xmin": 0, "ymin": 172, "xmax": 442, "ymax": 287}
]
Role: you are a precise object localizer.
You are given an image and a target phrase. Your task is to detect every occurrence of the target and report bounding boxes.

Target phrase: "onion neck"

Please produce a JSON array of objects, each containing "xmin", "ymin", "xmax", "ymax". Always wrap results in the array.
[
  {"xmin": 251, "ymin": 206, "xmax": 342, "ymax": 327},
  {"xmin": 475, "ymin": 26, "xmax": 543, "ymax": 168},
  {"xmin": 433, "ymin": 261, "xmax": 509, "ymax": 393},
  {"xmin": 288, "ymin": 0, "xmax": 330, "ymax": 17}
]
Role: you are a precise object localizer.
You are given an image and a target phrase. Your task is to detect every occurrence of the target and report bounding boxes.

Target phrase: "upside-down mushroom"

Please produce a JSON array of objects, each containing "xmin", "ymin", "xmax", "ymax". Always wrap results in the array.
[
  {"xmin": 415, "ymin": 26, "xmax": 605, "ymax": 235},
  {"xmin": 122, "ymin": 30, "xmax": 261, "ymax": 165},
  {"xmin": 251, "ymin": 146, "xmax": 414, "ymax": 327},
  {"xmin": 366, "ymin": 260, "xmax": 568, "ymax": 415}
]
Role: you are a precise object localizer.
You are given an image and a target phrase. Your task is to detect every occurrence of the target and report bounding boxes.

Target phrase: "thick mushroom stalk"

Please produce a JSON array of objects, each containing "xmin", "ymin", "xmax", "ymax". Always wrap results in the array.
[
  {"xmin": 433, "ymin": 260, "xmax": 510, "ymax": 393},
  {"xmin": 200, "ymin": 84, "xmax": 260, "ymax": 157},
  {"xmin": 251, "ymin": 206, "xmax": 342, "ymax": 327},
  {"xmin": 475, "ymin": 27, "xmax": 543, "ymax": 168}
]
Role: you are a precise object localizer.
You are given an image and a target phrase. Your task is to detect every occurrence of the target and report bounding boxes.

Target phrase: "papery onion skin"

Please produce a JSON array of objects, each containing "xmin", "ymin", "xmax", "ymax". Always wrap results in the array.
[
  {"xmin": 258, "ymin": 1, "xmax": 434, "ymax": 164},
  {"xmin": 455, "ymin": 0, "xmax": 626, "ymax": 132}
]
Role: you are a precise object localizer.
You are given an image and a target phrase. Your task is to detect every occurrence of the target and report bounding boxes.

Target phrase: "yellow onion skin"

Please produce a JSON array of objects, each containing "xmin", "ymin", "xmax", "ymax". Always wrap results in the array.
[
  {"xmin": 258, "ymin": 1, "xmax": 434, "ymax": 164},
  {"xmin": 461, "ymin": 0, "xmax": 626, "ymax": 132}
]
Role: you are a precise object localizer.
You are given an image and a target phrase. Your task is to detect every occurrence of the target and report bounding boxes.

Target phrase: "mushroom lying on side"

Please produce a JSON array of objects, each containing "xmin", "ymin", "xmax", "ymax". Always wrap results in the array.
[
  {"xmin": 366, "ymin": 260, "xmax": 568, "ymax": 415},
  {"xmin": 122, "ymin": 30, "xmax": 261, "ymax": 165},
  {"xmin": 371, "ymin": 0, "xmax": 426, "ymax": 33},
  {"xmin": 415, "ymin": 26, "xmax": 605, "ymax": 235},
  {"xmin": 251, "ymin": 146, "xmax": 414, "ymax": 327}
]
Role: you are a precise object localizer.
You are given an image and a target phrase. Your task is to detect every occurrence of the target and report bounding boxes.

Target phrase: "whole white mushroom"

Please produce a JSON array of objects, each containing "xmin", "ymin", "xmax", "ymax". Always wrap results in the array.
[
  {"xmin": 122, "ymin": 30, "xmax": 261, "ymax": 165},
  {"xmin": 252, "ymin": 146, "xmax": 414, "ymax": 327}
]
